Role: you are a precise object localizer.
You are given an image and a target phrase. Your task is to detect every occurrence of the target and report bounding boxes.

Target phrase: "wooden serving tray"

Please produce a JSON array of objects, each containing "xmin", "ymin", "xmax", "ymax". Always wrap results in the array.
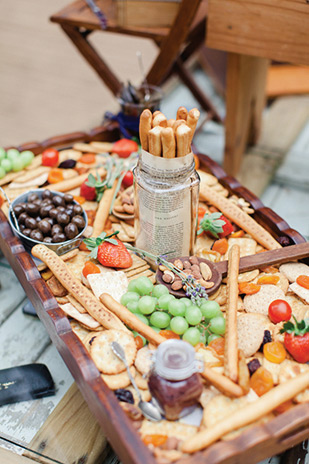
[{"xmin": 1, "ymin": 123, "xmax": 309, "ymax": 464}]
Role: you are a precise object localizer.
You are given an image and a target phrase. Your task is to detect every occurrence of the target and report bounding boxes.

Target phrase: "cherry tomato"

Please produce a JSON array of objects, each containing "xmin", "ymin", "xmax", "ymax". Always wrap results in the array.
[
  {"xmin": 122, "ymin": 170, "xmax": 134, "ymax": 188},
  {"xmin": 268, "ymin": 299, "xmax": 292, "ymax": 324},
  {"xmin": 113, "ymin": 139, "xmax": 138, "ymax": 158},
  {"xmin": 42, "ymin": 148, "xmax": 59, "ymax": 167}
]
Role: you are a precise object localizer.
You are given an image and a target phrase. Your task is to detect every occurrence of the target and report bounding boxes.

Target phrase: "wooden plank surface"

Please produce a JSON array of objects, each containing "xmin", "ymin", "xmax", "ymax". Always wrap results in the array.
[
  {"xmin": 267, "ymin": 66, "xmax": 309, "ymax": 98},
  {"xmin": 238, "ymin": 96, "xmax": 309, "ymax": 196},
  {"xmin": 206, "ymin": 0, "xmax": 309, "ymax": 65},
  {"xmin": 0, "ymin": 448, "xmax": 43, "ymax": 464}
]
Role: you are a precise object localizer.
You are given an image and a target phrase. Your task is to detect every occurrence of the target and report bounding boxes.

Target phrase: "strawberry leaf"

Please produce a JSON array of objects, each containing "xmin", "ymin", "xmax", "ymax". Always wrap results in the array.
[{"xmin": 280, "ymin": 316, "xmax": 309, "ymax": 336}]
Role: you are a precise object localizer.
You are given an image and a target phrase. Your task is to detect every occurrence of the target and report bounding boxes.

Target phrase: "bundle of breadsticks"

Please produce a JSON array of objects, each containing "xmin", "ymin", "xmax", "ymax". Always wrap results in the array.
[{"xmin": 139, "ymin": 107, "xmax": 200, "ymax": 158}]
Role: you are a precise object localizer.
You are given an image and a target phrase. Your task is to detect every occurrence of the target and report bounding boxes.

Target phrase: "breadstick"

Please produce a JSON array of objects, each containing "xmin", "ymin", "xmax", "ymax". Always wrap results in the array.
[
  {"xmin": 139, "ymin": 109, "xmax": 152, "ymax": 151},
  {"xmin": 176, "ymin": 106, "xmax": 188, "ymax": 121},
  {"xmin": 161, "ymin": 127, "xmax": 176, "ymax": 159},
  {"xmin": 92, "ymin": 179, "xmax": 118, "ymax": 237},
  {"xmin": 182, "ymin": 371, "xmax": 309, "ymax": 453},
  {"xmin": 238, "ymin": 350, "xmax": 250, "ymax": 394},
  {"xmin": 173, "ymin": 119, "xmax": 186, "ymax": 132},
  {"xmin": 37, "ymin": 248, "xmax": 79, "ymax": 272},
  {"xmin": 32, "ymin": 245, "xmax": 127, "ymax": 331},
  {"xmin": 198, "ymin": 172, "xmax": 281, "ymax": 250},
  {"xmin": 187, "ymin": 108, "xmax": 200, "ymax": 144},
  {"xmin": 148, "ymin": 126, "xmax": 162, "ymax": 157},
  {"xmin": 73, "ymin": 143, "xmax": 108, "ymax": 154},
  {"xmin": 176, "ymin": 124, "xmax": 191, "ymax": 157},
  {"xmin": 167, "ymin": 119, "xmax": 176, "ymax": 128},
  {"xmin": 43, "ymin": 167, "xmax": 106, "ymax": 193},
  {"xmin": 89, "ymin": 141, "xmax": 114, "ymax": 152},
  {"xmin": 100, "ymin": 293, "xmax": 166, "ymax": 345},
  {"xmin": 152, "ymin": 110, "xmax": 161, "ymax": 118},
  {"xmin": 224, "ymin": 244, "xmax": 240, "ymax": 382},
  {"xmin": 201, "ymin": 366, "xmax": 243, "ymax": 398},
  {"xmin": 153, "ymin": 113, "xmax": 167, "ymax": 127}
]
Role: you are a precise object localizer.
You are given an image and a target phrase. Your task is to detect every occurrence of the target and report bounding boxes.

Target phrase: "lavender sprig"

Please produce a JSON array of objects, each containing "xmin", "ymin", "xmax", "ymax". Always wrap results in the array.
[{"xmin": 125, "ymin": 244, "xmax": 208, "ymax": 306}]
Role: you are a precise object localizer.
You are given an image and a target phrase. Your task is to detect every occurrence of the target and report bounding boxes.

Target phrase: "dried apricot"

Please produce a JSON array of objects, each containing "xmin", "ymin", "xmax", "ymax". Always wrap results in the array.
[
  {"xmin": 249, "ymin": 366, "xmax": 274, "ymax": 396},
  {"xmin": 82, "ymin": 261, "xmax": 100, "ymax": 278},
  {"xmin": 73, "ymin": 195, "xmax": 86, "ymax": 204},
  {"xmin": 159, "ymin": 330, "xmax": 180, "ymax": 340},
  {"xmin": 257, "ymin": 275, "xmax": 280, "ymax": 285},
  {"xmin": 238, "ymin": 282, "xmax": 261, "ymax": 295},
  {"xmin": 208, "ymin": 337, "xmax": 225, "ymax": 356},
  {"xmin": 79, "ymin": 241, "xmax": 89, "ymax": 252},
  {"xmin": 80, "ymin": 153, "xmax": 96, "ymax": 164},
  {"xmin": 260, "ymin": 266, "xmax": 278, "ymax": 274},
  {"xmin": 48, "ymin": 168, "xmax": 64, "ymax": 184},
  {"xmin": 135, "ymin": 336, "xmax": 144, "ymax": 350},
  {"xmin": 230, "ymin": 230, "xmax": 244, "ymax": 238},
  {"xmin": 296, "ymin": 275, "xmax": 309, "ymax": 289},
  {"xmin": 212, "ymin": 238, "xmax": 228, "ymax": 255},
  {"xmin": 263, "ymin": 341, "xmax": 286, "ymax": 363},
  {"xmin": 143, "ymin": 435, "xmax": 168, "ymax": 447}
]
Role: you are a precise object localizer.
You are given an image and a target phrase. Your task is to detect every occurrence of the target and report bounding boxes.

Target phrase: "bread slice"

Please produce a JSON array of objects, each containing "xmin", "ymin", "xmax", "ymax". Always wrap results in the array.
[
  {"xmin": 237, "ymin": 313, "xmax": 268, "ymax": 357},
  {"xmin": 279, "ymin": 262, "xmax": 309, "ymax": 283},
  {"xmin": 244, "ymin": 285, "xmax": 286, "ymax": 315}
]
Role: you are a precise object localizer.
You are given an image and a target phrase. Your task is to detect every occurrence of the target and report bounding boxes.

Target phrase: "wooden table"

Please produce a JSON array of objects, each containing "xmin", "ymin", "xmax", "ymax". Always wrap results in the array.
[{"xmin": 206, "ymin": 0, "xmax": 309, "ymax": 176}]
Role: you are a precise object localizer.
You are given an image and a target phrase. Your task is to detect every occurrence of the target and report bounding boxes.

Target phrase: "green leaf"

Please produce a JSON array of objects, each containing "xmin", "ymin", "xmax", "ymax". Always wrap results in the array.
[
  {"xmin": 105, "ymin": 238, "xmax": 119, "ymax": 246},
  {"xmin": 86, "ymin": 173, "xmax": 97, "ymax": 187},
  {"xmin": 89, "ymin": 248, "xmax": 98, "ymax": 260}
]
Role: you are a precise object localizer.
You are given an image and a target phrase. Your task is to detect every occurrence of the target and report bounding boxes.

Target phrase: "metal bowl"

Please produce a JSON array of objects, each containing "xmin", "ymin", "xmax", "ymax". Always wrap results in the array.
[{"xmin": 8, "ymin": 189, "xmax": 88, "ymax": 255}]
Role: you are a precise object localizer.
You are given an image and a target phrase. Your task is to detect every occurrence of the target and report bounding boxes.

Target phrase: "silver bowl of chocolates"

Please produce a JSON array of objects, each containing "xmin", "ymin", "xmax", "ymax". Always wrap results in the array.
[{"xmin": 8, "ymin": 189, "xmax": 88, "ymax": 255}]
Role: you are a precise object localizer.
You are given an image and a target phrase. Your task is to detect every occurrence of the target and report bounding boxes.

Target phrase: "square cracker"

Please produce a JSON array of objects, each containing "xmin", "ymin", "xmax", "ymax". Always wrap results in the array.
[
  {"xmin": 60, "ymin": 303, "xmax": 101, "ymax": 329},
  {"xmin": 225, "ymin": 237, "xmax": 257, "ymax": 259},
  {"xmin": 87, "ymin": 271, "xmax": 128, "ymax": 302}
]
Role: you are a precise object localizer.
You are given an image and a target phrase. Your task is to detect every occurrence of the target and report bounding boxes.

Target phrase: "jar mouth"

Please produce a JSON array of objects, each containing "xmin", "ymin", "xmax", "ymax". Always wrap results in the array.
[{"xmin": 154, "ymin": 340, "xmax": 201, "ymax": 381}]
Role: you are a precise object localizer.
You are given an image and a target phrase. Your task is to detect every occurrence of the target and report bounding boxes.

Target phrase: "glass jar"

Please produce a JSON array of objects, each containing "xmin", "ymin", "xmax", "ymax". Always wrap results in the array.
[
  {"xmin": 148, "ymin": 340, "xmax": 203, "ymax": 421},
  {"xmin": 133, "ymin": 150, "xmax": 200, "ymax": 260}
]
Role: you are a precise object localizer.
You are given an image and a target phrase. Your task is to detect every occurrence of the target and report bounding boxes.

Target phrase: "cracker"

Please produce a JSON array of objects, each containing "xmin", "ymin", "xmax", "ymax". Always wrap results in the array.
[
  {"xmin": 60, "ymin": 303, "xmax": 101, "ymax": 330},
  {"xmin": 237, "ymin": 313, "xmax": 268, "ymax": 357},
  {"xmin": 87, "ymin": 271, "xmax": 128, "ymax": 302},
  {"xmin": 196, "ymin": 347, "xmax": 223, "ymax": 367},
  {"xmin": 55, "ymin": 296, "xmax": 69, "ymax": 304},
  {"xmin": 126, "ymin": 385, "xmax": 151, "ymax": 404},
  {"xmin": 238, "ymin": 270, "xmax": 260, "ymax": 283},
  {"xmin": 225, "ymin": 237, "xmax": 257, "ymax": 259},
  {"xmin": 220, "ymin": 296, "xmax": 244, "ymax": 312},
  {"xmin": 199, "ymin": 386, "xmax": 220, "ymax": 409},
  {"xmin": 279, "ymin": 262, "xmax": 309, "ymax": 283},
  {"xmin": 244, "ymin": 284, "xmax": 286, "ymax": 315},
  {"xmin": 83, "ymin": 331, "xmax": 103, "ymax": 351},
  {"xmin": 289, "ymin": 282, "xmax": 309, "ymax": 304},
  {"xmin": 46, "ymin": 275, "xmax": 68, "ymax": 297},
  {"xmin": 101, "ymin": 366, "xmax": 136, "ymax": 390},
  {"xmin": 70, "ymin": 320, "xmax": 92, "ymax": 342},
  {"xmin": 140, "ymin": 419, "xmax": 197, "ymax": 440},
  {"xmin": 279, "ymin": 360, "xmax": 309, "ymax": 403},
  {"xmin": 67, "ymin": 294, "xmax": 86, "ymax": 313},
  {"xmin": 135, "ymin": 370, "xmax": 149, "ymax": 390},
  {"xmin": 135, "ymin": 346, "xmax": 154, "ymax": 375},
  {"xmin": 90, "ymin": 329, "xmax": 136, "ymax": 374},
  {"xmin": 197, "ymin": 170, "xmax": 218, "ymax": 187}
]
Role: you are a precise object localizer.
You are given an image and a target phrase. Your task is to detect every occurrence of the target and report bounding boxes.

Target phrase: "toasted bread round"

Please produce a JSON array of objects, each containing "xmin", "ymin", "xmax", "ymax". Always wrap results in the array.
[
  {"xmin": 244, "ymin": 285, "xmax": 285, "ymax": 315},
  {"xmin": 90, "ymin": 329, "xmax": 136, "ymax": 374},
  {"xmin": 237, "ymin": 313, "xmax": 268, "ymax": 357}
]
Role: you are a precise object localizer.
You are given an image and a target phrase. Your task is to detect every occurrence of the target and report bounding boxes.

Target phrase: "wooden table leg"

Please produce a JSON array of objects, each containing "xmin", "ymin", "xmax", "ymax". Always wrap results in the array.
[
  {"xmin": 61, "ymin": 24, "xmax": 122, "ymax": 96},
  {"xmin": 223, "ymin": 53, "xmax": 269, "ymax": 176}
]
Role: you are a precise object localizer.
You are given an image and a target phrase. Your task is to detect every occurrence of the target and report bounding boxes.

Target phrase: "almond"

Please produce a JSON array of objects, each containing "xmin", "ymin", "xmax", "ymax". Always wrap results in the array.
[{"xmin": 200, "ymin": 262, "xmax": 212, "ymax": 281}]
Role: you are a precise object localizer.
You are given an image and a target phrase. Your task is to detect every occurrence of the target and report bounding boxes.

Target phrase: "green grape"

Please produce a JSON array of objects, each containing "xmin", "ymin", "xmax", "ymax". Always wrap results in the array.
[
  {"xmin": 135, "ymin": 313, "xmax": 149, "ymax": 325},
  {"xmin": 121, "ymin": 291, "xmax": 140, "ymax": 306},
  {"xmin": 135, "ymin": 276, "xmax": 154, "ymax": 295},
  {"xmin": 0, "ymin": 166, "xmax": 5, "ymax": 179},
  {"xmin": 158, "ymin": 294, "xmax": 175, "ymax": 310},
  {"xmin": 138, "ymin": 295, "xmax": 156, "ymax": 315},
  {"xmin": 168, "ymin": 299, "xmax": 186, "ymax": 317},
  {"xmin": 152, "ymin": 284, "xmax": 169, "ymax": 298},
  {"xmin": 200, "ymin": 300, "xmax": 222, "ymax": 320},
  {"xmin": 150, "ymin": 311, "xmax": 170, "ymax": 329},
  {"xmin": 0, "ymin": 148, "xmax": 6, "ymax": 161},
  {"xmin": 208, "ymin": 334, "xmax": 222, "ymax": 344},
  {"xmin": 12, "ymin": 157, "xmax": 24, "ymax": 172},
  {"xmin": 126, "ymin": 301, "xmax": 140, "ymax": 313},
  {"xmin": 20, "ymin": 150, "xmax": 34, "ymax": 167},
  {"xmin": 6, "ymin": 148, "xmax": 19, "ymax": 161},
  {"xmin": 185, "ymin": 305, "xmax": 203, "ymax": 326},
  {"xmin": 127, "ymin": 279, "xmax": 140, "ymax": 293},
  {"xmin": 132, "ymin": 331, "xmax": 146, "ymax": 346},
  {"xmin": 183, "ymin": 327, "xmax": 201, "ymax": 346},
  {"xmin": 180, "ymin": 298, "xmax": 191, "ymax": 308},
  {"xmin": 209, "ymin": 316, "xmax": 226, "ymax": 335},
  {"xmin": 150, "ymin": 325, "xmax": 161, "ymax": 333},
  {"xmin": 1, "ymin": 158, "xmax": 12, "ymax": 173},
  {"xmin": 170, "ymin": 316, "xmax": 188, "ymax": 335}
]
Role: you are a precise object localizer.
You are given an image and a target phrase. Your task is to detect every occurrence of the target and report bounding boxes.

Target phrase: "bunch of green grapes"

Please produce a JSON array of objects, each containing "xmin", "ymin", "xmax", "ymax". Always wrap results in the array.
[
  {"xmin": 121, "ymin": 276, "xmax": 225, "ymax": 347},
  {"xmin": 0, "ymin": 148, "xmax": 34, "ymax": 179}
]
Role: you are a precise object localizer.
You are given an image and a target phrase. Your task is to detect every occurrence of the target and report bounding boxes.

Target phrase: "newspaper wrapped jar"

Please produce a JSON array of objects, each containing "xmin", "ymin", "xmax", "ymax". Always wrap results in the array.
[{"xmin": 133, "ymin": 149, "xmax": 200, "ymax": 260}]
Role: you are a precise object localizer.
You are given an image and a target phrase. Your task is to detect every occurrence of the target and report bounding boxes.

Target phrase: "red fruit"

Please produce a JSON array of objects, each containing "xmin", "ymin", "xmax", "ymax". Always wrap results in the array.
[
  {"xmin": 80, "ymin": 179, "xmax": 96, "ymax": 201},
  {"xmin": 113, "ymin": 139, "xmax": 138, "ymax": 158},
  {"xmin": 197, "ymin": 212, "xmax": 234, "ymax": 239},
  {"xmin": 281, "ymin": 317, "xmax": 309, "ymax": 363},
  {"xmin": 122, "ymin": 170, "xmax": 134, "ymax": 188},
  {"xmin": 268, "ymin": 299, "xmax": 292, "ymax": 324},
  {"xmin": 42, "ymin": 148, "xmax": 59, "ymax": 167},
  {"xmin": 97, "ymin": 238, "xmax": 132, "ymax": 268}
]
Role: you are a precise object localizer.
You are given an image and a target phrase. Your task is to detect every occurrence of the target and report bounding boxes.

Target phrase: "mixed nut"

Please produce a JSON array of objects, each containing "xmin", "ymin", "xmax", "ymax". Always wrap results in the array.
[
  {"xmin": 113, "ymin": 187, "xmax": 134, "ymax": 216},
  {"xmin": 160, "ymin": 256, "xmax": 215, "ymax": 291}
]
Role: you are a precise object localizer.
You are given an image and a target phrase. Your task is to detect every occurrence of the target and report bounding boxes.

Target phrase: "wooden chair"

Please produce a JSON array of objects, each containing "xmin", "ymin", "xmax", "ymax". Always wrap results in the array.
[{"xmin": 50, "ymin": 0, "xmax": 222, "ymax": 123}]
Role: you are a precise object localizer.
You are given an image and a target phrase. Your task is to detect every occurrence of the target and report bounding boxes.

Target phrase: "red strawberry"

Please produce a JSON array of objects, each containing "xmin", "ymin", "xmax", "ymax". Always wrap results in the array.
[
  {"xmin": 83, "ymin": 232, "xmax": 132, "ymax": 269},
  {"xmin": 280, "ymin": 317, "xmax": 309, "ymax": 363},
  {"xmin": 80, "ymin": 180, "xmax": 96, "ymax": 201},
  {"xmin": 197, "ymin": 212, "xmax": 234, "ymax": 239}
]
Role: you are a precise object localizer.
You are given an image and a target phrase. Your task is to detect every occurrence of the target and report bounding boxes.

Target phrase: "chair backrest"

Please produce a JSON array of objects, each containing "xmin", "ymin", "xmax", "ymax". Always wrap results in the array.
[{"xmin": 146, "ymin": 0, "xmax": 203, "ymax": 85}]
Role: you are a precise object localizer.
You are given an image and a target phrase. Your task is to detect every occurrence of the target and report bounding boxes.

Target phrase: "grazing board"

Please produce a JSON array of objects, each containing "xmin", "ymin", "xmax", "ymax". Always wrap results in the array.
[{"xmin": 1, "ymin": 122, "xmax": 309, "ymax": 464}]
